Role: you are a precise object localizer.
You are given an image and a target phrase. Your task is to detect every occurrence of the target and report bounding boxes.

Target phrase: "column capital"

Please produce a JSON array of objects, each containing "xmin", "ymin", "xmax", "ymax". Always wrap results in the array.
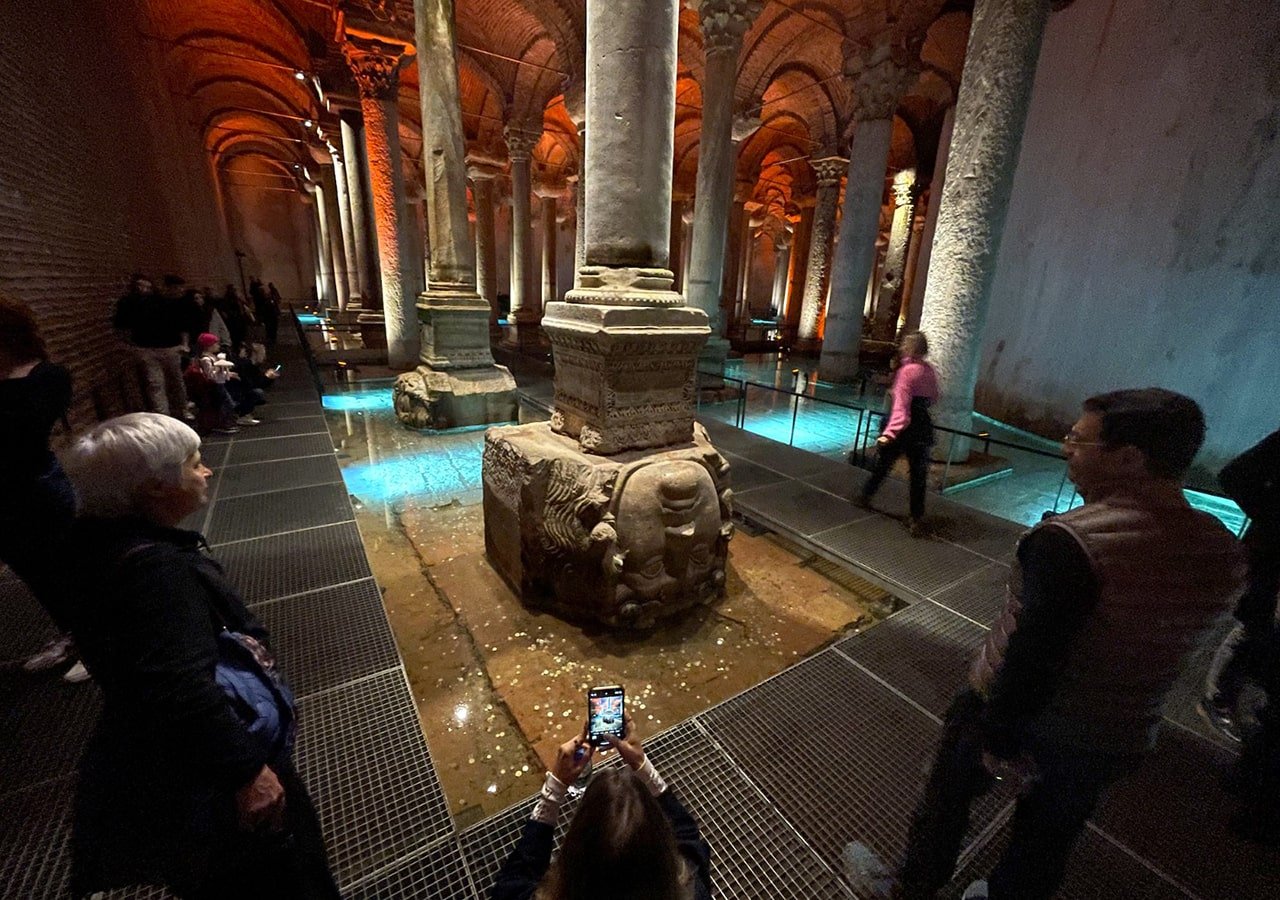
[
  {"xmin": 342, "ymin": 35, "xmax": 411, "ymax": 101},
  {"xmin": 690, "ymin": 0, "xmax": 764, "ymax": 53},
  {"xmin": 561, "ymin": 77, "xmax": 586, "ymax": 127},
  {"xmin": 504, "ymin": 125, "xmax": 541, "ymax": 162},
  {"xmin": 843, "ymin": 41, "xmax": 918, "ymax": 122},
  {"xmin": 731, "ymin": 111, "xmax": 762, "ymax": 143},
  {"xmin": 810, "ymin": 156, "xmax": 848, "ymax": 187}
]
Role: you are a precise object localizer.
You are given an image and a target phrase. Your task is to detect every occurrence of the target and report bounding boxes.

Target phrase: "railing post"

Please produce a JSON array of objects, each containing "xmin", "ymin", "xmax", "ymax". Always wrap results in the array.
[
  {"xmin": 789, "ymin": 390, "xmax": 800, "ymax": 446},
  {"xmin": 941, "ymin": 430, "xmax": 957, "ymax": 493},
  {"xmin": 1053, "ymin": 468, "xmax": 1070, "ymax": 512}
]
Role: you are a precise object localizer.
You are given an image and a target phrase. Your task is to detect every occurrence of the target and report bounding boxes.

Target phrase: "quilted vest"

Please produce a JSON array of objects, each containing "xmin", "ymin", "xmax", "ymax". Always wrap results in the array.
[{"xmin": 971, "ymin": 488, "xmax": 1245, "ymax": 755}]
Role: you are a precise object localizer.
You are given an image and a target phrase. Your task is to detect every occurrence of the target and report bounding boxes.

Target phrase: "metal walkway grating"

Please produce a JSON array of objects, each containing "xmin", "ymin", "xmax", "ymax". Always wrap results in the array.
[
  {"xmin": 836, "ymin": 601, "xmax": 989, "ymax": 719},
  {"xmin": 206, "ymin": 481, "xmax": 356, "ymax": 545},
  {"xmin": 214, "ymin": 452, "xmax": 345, "ymax": 499},
  {"xmin": 0, "ymin": 677, "xmax": 101, "ymax": 796},
  {"xmin": 720, "ymin": 452, "xmax": 789, "ymax": 493},
  {"xmin": 342, "ymin": 839, "xmax": 476, "ymax": 900},
  {"xmin": 223, "ymin": 431, "xmax": 336, "ymax": 466},
  {"xmin": 294, "ymin": 669, "xmax": 454, "ymax": 889},
  {"xmin": 735, "ymin": 480, "xmax": 874, "ymax": 537},
  {"xmin": 214, "ymin": 521, "xmax": 373, "ymax": 603},
  {"xmin": 928, "ymin": 562, "xmax": 1011, "ymax": 626}
]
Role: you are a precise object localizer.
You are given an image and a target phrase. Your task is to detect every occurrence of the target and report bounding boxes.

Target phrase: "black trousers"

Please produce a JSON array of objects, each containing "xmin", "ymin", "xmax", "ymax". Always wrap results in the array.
[
  {"xmin": 1211, "ymin": 522, "xmax": 1280, "ymax": 708},
  {"xmin": 862, "ymin": 437, "xmax": 930, "ymax": 520},
  {"xmin": 898, "ymin": 690, "xmax": 1138, "ymax": 900}
]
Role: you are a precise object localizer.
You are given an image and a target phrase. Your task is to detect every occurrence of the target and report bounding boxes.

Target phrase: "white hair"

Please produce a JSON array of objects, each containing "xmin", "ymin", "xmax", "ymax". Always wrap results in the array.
[{"xmin": 64, "ymin": 413, "xmax": 200, "ymax": 518}]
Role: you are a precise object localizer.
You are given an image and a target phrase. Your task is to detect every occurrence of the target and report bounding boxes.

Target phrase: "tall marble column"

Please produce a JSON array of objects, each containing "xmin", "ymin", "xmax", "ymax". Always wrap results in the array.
[
  {"xmin": 563, "ymin": 79, "xmax": 587, "ymax": 281},
  {"xmin": 819, "ymin": 43, "xmax": 917, "ymax": 383},
  {"xmin": 720, "ymin": 187, "xmax": 749, "ymax": 333},
  {"xmin": 796, "ymin": 157, "xmax": 845, "ymax": 344},
  {"xmin": 920, "ymin": 0, "xmax": 1053, "ymax": 438},
  {"xmin": 338, "ymin": 109, "xmax": 376, "ymax": 304},
  {"xmin": 320, "ymin": 166, "xmax": 350, "ymax": 310},
  {"xmin": 905, "ymin": 103, "xmax": 955, "ymax": 333},
  {"xmin": 685, "ymin": 0, "xmax": 762, "ymax": 359},
  {"xmin": 679, "ymin": 205, "xmax": 695, "ymax": 294},
  {"xmin": 871, "ymin": 171, "xmax": 919, "ymax": 341},
  {"xmin": 393, "ymin": 0, "xmax": 517, "ymax": 427},
  {"xmin": 784, "ymin": 199, "xmax": 813, "ymax": 335},
  {"xmin": 484, "ymin": 0, "xmax": 728, "ymax": 630},
  {"xmin": 538, "ymin": 189, "xmax": 559, "ymax": 309},
  {"xmin": 342, "ymin": 36, "xmax": 417, "ymax": 367},
  {"xmin": 769, "ymin": 229, "xmax": 792, "ymax": 315},
  {"xmin": 310, "ymin": 182, "xmax": 339, "ymax": 306},
  {"xmin": 468, "ymin": 163, "xmax": 501, "ymax": 329},
  {"xmin": 668, "ymin": 194, "xmax": 688, "ymax": 293},
  {"xmin": 504, "ymin": 126, "xmax": 540, "ymax": 346},
  {"xmin": 327, "ymin": 146, "xmax": 359, "ymax": 307}
]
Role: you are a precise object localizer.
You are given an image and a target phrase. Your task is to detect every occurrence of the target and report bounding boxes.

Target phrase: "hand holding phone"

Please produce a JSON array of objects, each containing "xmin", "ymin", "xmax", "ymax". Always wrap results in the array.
[
  {"xmin": 604, "ymin": 712, "xmax": 645, "ymax": 770},
  {"xmin": 587, "ymin": 685, "xmax": 625, "ymax": 748}
]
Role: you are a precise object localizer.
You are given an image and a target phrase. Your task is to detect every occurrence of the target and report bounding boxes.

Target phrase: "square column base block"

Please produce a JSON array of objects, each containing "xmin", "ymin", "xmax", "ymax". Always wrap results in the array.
[
  {"xmin": 501, "ymin": 316, "xmax": 547, "ymax": 352},
  {"xmin": 393, "ymin": 364, "xmax": 518, "ymax": 430},
  {"xmin": 416, "ymin": 290, "xmax": 496, "ymax": 370},
  {"xmin": 541, "ymin": 301, "xmax": 711, "ymax": 455},
  {"xmin": 482, "ymin": 421, "xmax": 734, "ymax": 628}
]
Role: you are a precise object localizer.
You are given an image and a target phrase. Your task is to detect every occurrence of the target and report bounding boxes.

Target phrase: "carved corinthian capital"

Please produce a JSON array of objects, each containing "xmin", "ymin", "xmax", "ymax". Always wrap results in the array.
[
  {"xmin": 811, "ymin": 156, "xmax": 848, "ymax": 188},
  {"xmin": 844, "ymin": 41, "xmax": 919, "ymax": 122},
  {"xmin": 342, "ymin": 36, "xmax": 408, "ymax": 101},
  {"xmin": 690, "ymin": 0, "xmax": 764, "ymax": 52},
  {"xmin": 504, "ymin": 125, "xmax": 541, "ymax": 162}
]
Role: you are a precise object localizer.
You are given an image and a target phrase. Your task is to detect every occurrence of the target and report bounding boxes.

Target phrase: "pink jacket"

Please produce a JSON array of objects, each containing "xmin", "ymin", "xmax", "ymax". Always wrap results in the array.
[{"xmin": 881, "ymin": 356, "xmax": 939, "ymax": 440}]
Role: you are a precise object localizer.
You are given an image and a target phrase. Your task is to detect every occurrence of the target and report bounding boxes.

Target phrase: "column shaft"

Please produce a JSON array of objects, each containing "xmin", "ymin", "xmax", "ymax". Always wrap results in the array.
[
  {"xmin": 329, "ymin": 148, "xmax": 360, "ymax": 304},
  {"xmin": 508, "ymin": 147, "xmax": 535, "ymax": 322},
  {"xmin": 720, "ymin": 196, "xmax": 747, "ymax": 329},
  {"xmin": 668, "ymin": 197, "xmax": 686, "ymax": 292},
  {"xmin": 871, "ymin": 176, "xmax": 919, "ymax": 341},
  {"xmin": 471, "ymin": 175, "xmax": 499, "ymax": 326},
  {"xmin": 770, "ymin": 238, "xmax": 792, "ymax": 313},
  {"xmin": 313, "ymin": 184, "xmax": 338, "ymax": 306},
  {"xmin": 339, "ymin": 112, "xmax": 376, "ymax": 302},
  {"xmin": 906, "ymin": 104, "xmax": 955, "ymax": 333},
  {"xmin": 785, "ymin": 203, "xmax": 813, "ymax": 334},
  {"xmin": 920, "ymin": 0, "xmax": 1052, "ymax": 434},
  {"xmin": 818, "ymin": 119, "xmax": 894, "ymax": 381},
  {"xmin": 797, "ymin": 166, "xmax": 842, "ymax": 341},
  {"xmin": 540, "ymin": 194, "xmax": 558, "ymax": 309},
  {"xmin": 321, "ymin": 170, "xmax": 350, "ymax": 310}
]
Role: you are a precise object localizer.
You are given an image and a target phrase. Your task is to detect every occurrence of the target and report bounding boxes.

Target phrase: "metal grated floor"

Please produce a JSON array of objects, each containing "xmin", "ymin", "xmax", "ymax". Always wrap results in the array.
[
  {"xmin": 214, "ymin": 521, "xmax": 373, "ymax": 604},
  {"xmin": 342, "ymin": 839, "xmax": 476, "ymax": 900},
  {"xmin": 251, "ymin": 577, "xmax": 401, "ymax": 700},
  {"xmin": 800, "ymin": 463, "xmax": 879, "ymax": 503},
  {"xmin": 0, "ymin": 676, "xmax": 101, "ymax": 796},
  {"xmin": 214, "ymin": 452, "xmax": 345, "ymax": 499},
  {"xmin": 735, "ymin": 480, "xmax": 874, "ymax": 537},
  {"xmin": 927, "ymin": 563, "xmax": 1011, "ymax": 627},
  {"xmin": 206, "ymin": 481, "xmax": 356, "ymax": 545},
  {"xmin": 294, "ymin": 669, "xmax": 454, "ymax": 889},
  {"xmin": 719, "ymin": 452, "xmax": 790, "ymax": 493},
  {"xmin": 223, "ymin": 432, "xmax": 337, "ymax": 466},
  {"xmin": 836, "ymin": 601, "xmax": 988, "ymax": 719},
  {"xmin": 232, "ymin": 414, "xmax": 330, "ymax": 441},
  {"xmin": 0, "ymin": 777, "xmax": 74, "ymax": 899},
  {"xmin": 0, "ymin": 575, "xmax": 56, "ymax": 666}
]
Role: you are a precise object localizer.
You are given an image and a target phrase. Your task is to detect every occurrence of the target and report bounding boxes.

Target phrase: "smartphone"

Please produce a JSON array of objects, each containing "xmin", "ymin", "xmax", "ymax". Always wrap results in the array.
[
  {"xmin": 587, "ymin": 684, "xmax": 625, "ymax": 748},
  {"xmin": 273, "ymin": 364, "xmax": 283, "ymax": 372}
]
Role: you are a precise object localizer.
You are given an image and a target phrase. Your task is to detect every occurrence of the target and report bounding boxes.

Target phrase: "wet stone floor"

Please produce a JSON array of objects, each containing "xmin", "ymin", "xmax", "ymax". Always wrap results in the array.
[{"xmin": 322, "ymin": 384, "xmax": 893, "ymax": 826}]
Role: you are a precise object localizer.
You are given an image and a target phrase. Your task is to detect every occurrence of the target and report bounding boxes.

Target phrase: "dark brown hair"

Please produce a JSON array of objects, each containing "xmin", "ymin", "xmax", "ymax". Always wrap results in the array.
[
  {"xmin": 900, "ymin": 331, "xmax": 928, "ymax": 357},
  {"xmin": 540, "ymin": 768, "xmax": 685, "ymax": 900},
  {"xmin": 1082, "ymin": 388, "xmax": 1205, "ymax": 479},
  {"xmin": 0, "ymin": 291, "xmax": 49, "ymax": 364}
]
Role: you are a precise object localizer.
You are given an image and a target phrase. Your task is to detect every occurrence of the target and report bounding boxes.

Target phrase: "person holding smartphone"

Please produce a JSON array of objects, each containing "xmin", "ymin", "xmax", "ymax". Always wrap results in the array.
[{"xmin": 491, "ymin": 712, "xmax": 712, "ymax": 900}]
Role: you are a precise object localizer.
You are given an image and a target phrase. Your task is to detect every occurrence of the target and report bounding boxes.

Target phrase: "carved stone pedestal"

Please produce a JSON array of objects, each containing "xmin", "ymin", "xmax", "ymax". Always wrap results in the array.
[
  {"xmin": 483, "ymin": 421, "xmax": 733, "ymax": 628},
  {"xmin": 393, "ymin": 288, "xmax": 518, "ymax": 428}
]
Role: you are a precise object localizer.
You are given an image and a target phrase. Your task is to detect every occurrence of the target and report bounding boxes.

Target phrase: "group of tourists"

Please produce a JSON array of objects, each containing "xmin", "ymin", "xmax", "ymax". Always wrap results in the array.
[{"xmin": 3, "ymin": 284, "xmax": 1277, "ymax": 898}]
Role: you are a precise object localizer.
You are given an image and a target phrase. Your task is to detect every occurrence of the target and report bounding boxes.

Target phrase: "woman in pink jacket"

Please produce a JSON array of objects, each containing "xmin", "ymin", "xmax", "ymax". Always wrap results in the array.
[{"xmin": 858, "ymin": 331, "xmax": 940, "ymax": 536}]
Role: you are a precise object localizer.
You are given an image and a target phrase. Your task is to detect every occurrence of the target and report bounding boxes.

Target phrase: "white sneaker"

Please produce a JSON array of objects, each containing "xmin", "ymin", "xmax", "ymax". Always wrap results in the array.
[
  {"xmin": 23, "ymin": 634, "xmax": 74, "ymax": 672},
  {"xmin": 62, "ymin": 660, "xmax": 92, "ymax": 684},
  {"xmin": 962, "ymin": 879, "xmax": 990, "ymax": 899},
  {"xmin": 236, "ymin": 415, "xmax": 262, "ymax": 426}
]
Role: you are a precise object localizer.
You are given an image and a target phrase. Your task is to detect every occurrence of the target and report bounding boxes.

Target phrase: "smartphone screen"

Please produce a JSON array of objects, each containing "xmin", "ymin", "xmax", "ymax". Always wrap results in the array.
[
  {"xmin": 587, "ymin": 685, "xmax": 625, "ymax": 747},
  {"xmin": 273, "ymin": 364, "xmax": 283, "ymax": 372}
]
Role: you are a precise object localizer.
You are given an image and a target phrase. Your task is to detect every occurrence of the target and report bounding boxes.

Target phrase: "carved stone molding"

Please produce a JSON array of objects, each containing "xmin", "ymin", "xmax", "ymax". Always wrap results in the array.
[
  {"xmin": 810, "ymin": 156, "xmax": 849, "ymax": 187},
  {"xmin": 342, "ymin": 35, "xmax": 408, "ymax": 101},
  {"xmin": 504, "ymin": 126, "xmax": 541, "ymax": 162},
  {"xmin": 844, "ymin": 42, "xmax": 919, "ymax": 122},
  {"xmin": 690, "ymin": 0, "xmax": 764, "ymax": 52}
]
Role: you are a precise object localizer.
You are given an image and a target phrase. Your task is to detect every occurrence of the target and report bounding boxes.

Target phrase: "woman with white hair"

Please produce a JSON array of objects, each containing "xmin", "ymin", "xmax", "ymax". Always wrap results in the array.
[{"xmin": 62, "ymin": 413, "xmax": 339, "ymax": 899}]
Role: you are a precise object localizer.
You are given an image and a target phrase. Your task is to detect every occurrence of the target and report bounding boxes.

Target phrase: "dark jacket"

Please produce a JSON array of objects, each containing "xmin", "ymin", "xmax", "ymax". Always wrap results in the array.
[
  {"xmin": 491, "ymin": 788, "xmax": 712, "ymax": 900},
  {"xmin": 66, "ymin": 517, "xmax": 276, "ymax": 893},
  {"xmin": 1220, "ymin": 428, "xmax": 1280, "ymax": 525}
]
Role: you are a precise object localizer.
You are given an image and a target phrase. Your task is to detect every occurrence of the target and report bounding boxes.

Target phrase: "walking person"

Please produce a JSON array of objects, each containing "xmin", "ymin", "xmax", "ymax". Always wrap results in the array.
[
  {"xmin": 0, "ymin": 293, "xmax": 87, "ymax": 682},
  {"xmin": 857, "ymin": 331, "xmax": 939, "ymax": 537},
  {"xmin": 847, "ymin": 389, "xmax": 1246, "ymax": 900},
  {"xmin": 1200, "ymin": 426, "xmax": 1280, "ymax": 740}
]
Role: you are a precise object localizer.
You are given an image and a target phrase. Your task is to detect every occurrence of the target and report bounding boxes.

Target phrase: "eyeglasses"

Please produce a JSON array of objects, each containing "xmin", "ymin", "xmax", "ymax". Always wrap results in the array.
[{"xmin": 1062, "ymin": 431, "xmax": 1107, "ymax": 447}]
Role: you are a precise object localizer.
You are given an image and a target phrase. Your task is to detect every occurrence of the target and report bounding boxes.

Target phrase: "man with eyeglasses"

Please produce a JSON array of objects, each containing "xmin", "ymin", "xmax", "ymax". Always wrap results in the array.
[{"xmin": 878, "ymin": 388, "xmax": 1246, "ymax": 899}]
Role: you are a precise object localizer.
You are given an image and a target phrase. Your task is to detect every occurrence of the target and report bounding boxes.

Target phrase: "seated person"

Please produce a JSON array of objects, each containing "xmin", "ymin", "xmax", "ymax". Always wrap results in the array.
[
  {"xmin": 184, "ymin": 333, "xmax": 240, "ymax": 433},
  {"xmin": 492, "ymin": 713, "xmax": 712, "ymax": 900},
  {"xmin": 225, "ymin": 346, "xmax": 279, "ymax": 424},
  {"xmin": 61, "ymin": 413, "xmax": 339, "ymax": 898}
]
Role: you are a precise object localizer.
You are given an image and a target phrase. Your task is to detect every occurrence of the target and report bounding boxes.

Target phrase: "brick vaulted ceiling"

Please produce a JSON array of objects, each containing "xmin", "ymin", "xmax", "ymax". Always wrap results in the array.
[{"xmin": 146, "ymin": 0, "xmax": 972, "ymax": 210}]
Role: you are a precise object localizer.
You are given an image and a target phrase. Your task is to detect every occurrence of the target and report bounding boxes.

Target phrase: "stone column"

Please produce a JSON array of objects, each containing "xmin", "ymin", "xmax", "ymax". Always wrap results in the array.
[
  {"xmin": 796, "ymin": 157, "xmax": 845, "ymax": 346},
  {"xmin": 320, "ymin": 166, "xmax": 350, "ymax": 310},
  {"xmin": 393, "ymin": 0, "xmax": 517, "ymax": 427},
  {"xmin": 538, "ymin": 190, "xmax": 559, "ymax": 309},
  {"xmin": 769, "ymin": 229, "xmax": 792, "ymax": 315},
  {"xmin": 484, "ymin": 0, "xmax": 729, "ymax": 631},
  {"xmin": 342, "ymin": 36, "xmax": 418, "ymax": 366},
  {"xmin": 504, "ymin": 126, "xmax": 540, "ymax": 346},
  {"xmin": 563, "ymin": 79, "xmax": 587, "ymax": 281},
  {"xmin": 668, "ymin": 194, "xmax": 688, "ymax": 293},
  {"xmin": 685, "ymin": 0, "xmax": 762, "ymax": 361},
  {"xmin": 921, "ymin": 0, "xmax": 1053, "ymax": 438},
  {"xmin": 784, "ymin": 200, "xmax": 813, "ymax": 336},
  {"xmin": 871, "ymin": 170, "xmax": 919, "ymax": 341},
  {"xmin": 679, "ymin": 205, "xmax": 695, "ymax": 294},
  {"xmin": 327, "ymin": 145, "xmax": 360, "ymax": 307},
  {"xmin": 468, "ymin": 164, "xmax": 501, "ymax": 329},
  {"xmin": 905, "ymin": 103, "xmax": 954, "ymax": 333},
  {"xmin": 720, "ymin": 187, "xmax": 749, "ymax": 333},
  {"xmin": 338, "ymin": 109, "xmax": 376, "ymax": 304},
  {"xmin": 311, "ymin": 182, "xmax": 339, "ymax": 307},
  {"xmin": 818, "ymin": 43, "xmax": 917, "ymax": 383}
]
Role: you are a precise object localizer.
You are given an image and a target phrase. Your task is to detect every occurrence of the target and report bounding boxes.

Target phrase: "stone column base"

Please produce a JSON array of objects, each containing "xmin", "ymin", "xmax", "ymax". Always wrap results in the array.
[
  {"xmin": 393, "ymin": 364, "xmax": 517, "ymax": 430},
  {"xmin": 417, "ymin": 289, "xmax": 496, "ymax": 370},
  {"xmin": 502, "ymin": 314, "xmax": 545, "ymax": 352},
  {"xmin": 482, "ymin": 420, "xmax": 733, "ymax": 628}
]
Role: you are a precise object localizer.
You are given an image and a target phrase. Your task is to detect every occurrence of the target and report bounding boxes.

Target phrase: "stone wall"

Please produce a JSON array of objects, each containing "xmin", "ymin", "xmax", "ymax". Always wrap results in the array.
[
  {"xmin": 223, "ymin": 157, "xmax": 316, "ymax": 302},
  {"xmin": 0, "ymin": 0, "xmax": 234, "ymax": 429},
  {"xmin": 975, "ymin": 0, "xmax": 1280, "ymax": 479}
]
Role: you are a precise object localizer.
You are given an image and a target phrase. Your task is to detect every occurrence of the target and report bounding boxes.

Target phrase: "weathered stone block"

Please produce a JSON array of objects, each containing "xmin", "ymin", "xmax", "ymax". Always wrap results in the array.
[
  {"xmin": 393, "ymin": 365, "xmax": 517, "ymax": 430},
  {"xmin": 482, "ymin": 421, "xmax": 733, "ymax": 628}
]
